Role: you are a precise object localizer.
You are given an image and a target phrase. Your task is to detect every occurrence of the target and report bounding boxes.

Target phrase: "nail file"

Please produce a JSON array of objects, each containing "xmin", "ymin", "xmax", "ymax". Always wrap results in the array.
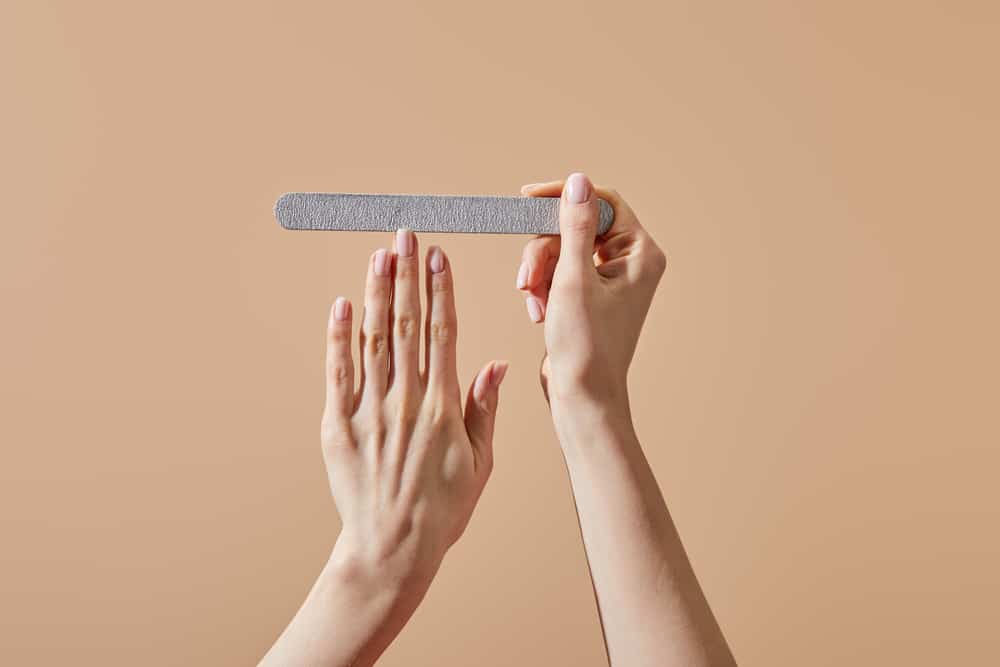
[{"xmin": 274, "ymin": 193, "xmax": 614, "ymax": 235}]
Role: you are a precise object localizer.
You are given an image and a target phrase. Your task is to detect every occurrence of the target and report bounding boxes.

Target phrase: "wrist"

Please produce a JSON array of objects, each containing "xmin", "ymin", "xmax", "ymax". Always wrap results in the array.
[
  {"xmin": 307, "ymin": 537, "xmax": 438, "ymax": 667},
  {"xmin": 546, "ymin": 367, "xmax": 630, "ymax": 412},
  {"xmin": 326, "ymin": 534, "xmax": 439, "ymax": 602},
  {"xmin": 549, "ymin": 391, "xmax": 637, "ymax": 453}
]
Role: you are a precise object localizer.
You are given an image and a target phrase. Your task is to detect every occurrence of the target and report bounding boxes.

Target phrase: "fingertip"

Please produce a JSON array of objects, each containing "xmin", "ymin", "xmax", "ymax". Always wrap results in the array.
[
  {"xmin": 428, "ymin": 245, "xmax": 446, "ymax": 274},
  {"xmin": 471, "ymin": 363, "xmax": 490, "ymax": 404},
  {"xmin": 516, "ymin": 261, "xmax": 529, "ymax": 290},
  {"xmin": 563, "ymin": 172, "xmax": 593, "ymax": 205},
  {"xmin": 473, "ymin": 361, "xmax": 507, "ymax": 404},
  {"xmin": 520, "ymin": 180, "xmax": 565, "ymax": 198},
  {"xmin": 526, "ymin": 296, "xmax": 544, "ymax": 323},
  {"xmin": 336, "ymin": 297, "xmax": 351, "ymax": 321},
  {"xmin": 395, "ymin": 228, "xmax": 415, "ymax": 258},
  {"xmin": 491, "ymin": 361, "xmax": 509, "ymax": 388},
  {"xmin": 372, "ymin": 248, "xmax": 393, "ymax": 276},
  {"xmin": 558, "ymin": 174, "xmax": 600, "ymax": 265},
  {"xmin": 328, "ymin": 298, "xmax": 354, "ymax": 356}
]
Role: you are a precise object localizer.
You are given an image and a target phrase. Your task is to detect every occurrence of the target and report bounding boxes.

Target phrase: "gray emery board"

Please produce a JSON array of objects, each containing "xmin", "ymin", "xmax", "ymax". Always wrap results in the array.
[{"xmin": 275, "ymin": 193, "xmax": 615, "ymax": 236}]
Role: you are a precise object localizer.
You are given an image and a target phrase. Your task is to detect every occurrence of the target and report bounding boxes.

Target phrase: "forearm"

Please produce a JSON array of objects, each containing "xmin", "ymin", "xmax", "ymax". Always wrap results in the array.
[
  {"xmin": 552, "ymin": 397, "xmax": 735, "ymax": 667},
  {"xmin": 260, "ymin": 540, "xmax": 434, "ymax": 667}
]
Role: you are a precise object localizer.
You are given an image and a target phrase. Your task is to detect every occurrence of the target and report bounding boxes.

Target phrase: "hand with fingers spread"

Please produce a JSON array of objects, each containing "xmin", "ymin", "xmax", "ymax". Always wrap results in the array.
[
  {"xmin": 516, "ymin": 173, "xmax": 735, "ymax": 667},
  {"xmin": 261, "ymin": 230, "xmax": 508, "ymax": 667}
]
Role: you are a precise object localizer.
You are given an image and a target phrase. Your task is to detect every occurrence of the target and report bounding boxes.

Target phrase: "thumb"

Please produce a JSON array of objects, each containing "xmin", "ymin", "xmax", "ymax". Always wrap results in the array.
[
  {"xmin": 464, "ymin": 360, "xmax": 509, "ymax": 471},
  {"xmin": 558, "ymin": 172, "xmax": 599, "ymax": 272}
]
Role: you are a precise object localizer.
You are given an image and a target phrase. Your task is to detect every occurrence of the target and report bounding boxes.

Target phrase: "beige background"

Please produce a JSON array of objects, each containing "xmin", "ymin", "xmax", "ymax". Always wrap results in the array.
[{"xmin": 2, "ymin": 1, "xmax": 998, "ymax": 665}]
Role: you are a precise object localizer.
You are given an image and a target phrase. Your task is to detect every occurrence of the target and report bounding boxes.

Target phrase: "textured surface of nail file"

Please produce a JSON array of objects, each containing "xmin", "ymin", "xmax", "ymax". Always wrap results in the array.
[{"xmin": 275, "ymin": 193, "xmax": 615, "ymax": 235}]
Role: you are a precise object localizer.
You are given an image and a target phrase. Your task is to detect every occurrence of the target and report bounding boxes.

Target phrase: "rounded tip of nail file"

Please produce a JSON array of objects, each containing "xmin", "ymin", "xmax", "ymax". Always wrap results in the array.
[{"xmin": 274, "ymin": 193, "xmax": 614, "ymax": 236}]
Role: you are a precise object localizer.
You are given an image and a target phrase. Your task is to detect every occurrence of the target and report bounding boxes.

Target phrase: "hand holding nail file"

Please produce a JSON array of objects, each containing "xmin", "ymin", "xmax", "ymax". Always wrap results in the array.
[
  {"xmin": 274, "ymin": 192, "xmax": 615, "ymax": 235},
  {"xmin": 262, "ymin": 172, "xmax": 737, "ymax": 667}
]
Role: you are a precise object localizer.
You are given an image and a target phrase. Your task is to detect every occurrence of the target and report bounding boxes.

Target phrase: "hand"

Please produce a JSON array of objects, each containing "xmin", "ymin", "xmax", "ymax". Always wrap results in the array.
[
  {"xmin": 284, "ymin": 230, "xmax": 507, "ymax": 666},
  {"xmin": 325, "ymin": 230, "xmax": 507, "ymax": 584},
  {"xmin": 516, "ymin": 172, "xmax": 666, "ymax": 412},
  {"xmin": 262, "ymin": 231, "xmax": 506, "ymax": 667}
]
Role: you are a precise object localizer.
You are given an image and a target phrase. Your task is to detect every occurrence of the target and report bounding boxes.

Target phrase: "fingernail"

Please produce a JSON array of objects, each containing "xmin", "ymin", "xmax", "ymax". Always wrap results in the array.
[
  {"xmin": 396, "ymin": 228, "xmax": 414, "ymax": 257},
  {"xmin": 526, "ymin": 296, "xmax": 544, "ymax": 323},
  {"xmin": 373, "ymin": 249, "xmax": 390, "ymax": 276},
  {"xmin": 333, "ymin": 297, "xmax": 350, "ymax": 322},
  {"xmin": 516, "ymin": 261, "xmax": 529, "ymax": 290},
  {"xmin": 491, "ymin": 361, "xmax": 509, "ymax": 387},
  {"xmin": 564, "ymin": 172, "xmax": 591, "ymax": 204},
  {"xmin": 429, "ymin": 246, "xmax": 445, "ymax": 273},
  {"xmin": 520, "ymin": 182, "xmax": 541, "ymax": 193},
  {"xmin": 473, "ymin": 366, "xmax": 490, "ymax": 402}
]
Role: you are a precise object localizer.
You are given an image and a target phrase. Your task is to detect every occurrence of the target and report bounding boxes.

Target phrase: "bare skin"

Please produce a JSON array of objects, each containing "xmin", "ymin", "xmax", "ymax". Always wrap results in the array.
[
  {"xmin": 261, "ymin": 174, "xmax": 735, "ymax": 666},
  {"xmin": 260, "ymin": 231, "xmax": 507, "ymax": 667},
  {"xmin": 516, "ymin": 172, "xmax": 736, "ymax": 666}
]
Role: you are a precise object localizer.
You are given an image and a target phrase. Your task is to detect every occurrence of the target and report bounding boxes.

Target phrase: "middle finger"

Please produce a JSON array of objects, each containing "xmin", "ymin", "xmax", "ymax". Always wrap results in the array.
[{"xmin": 390, "ymin": 229, "xmax": 421, "ymax": 391}]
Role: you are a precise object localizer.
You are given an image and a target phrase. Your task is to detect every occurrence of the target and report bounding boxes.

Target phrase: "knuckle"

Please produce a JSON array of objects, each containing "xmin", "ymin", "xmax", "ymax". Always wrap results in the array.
[
  {"xmin": 429, "ymin": 320, "xmax": 454, "ymax": 344},
  {"xmin": 326, "ymin": 361, "xmax": 351, "ymax": 386},
  {"xmin": 425, "ymin": 400, "xmax": 457, "ymax": 429},
  {"xmin": 395, "ymin": 261, "xmax": 418, "ymax": 281},
  {"xmin": 329, "ymin": 327, "xmax": 351, "ymax": 344},
  {"xmin": 363, "ymin": 422, "xmax": 387, "ymax": 448},
  {"xmin": 431, "ymin": 274, "xmax": 452, "ymax": 294},
  {"xmin": 366, "ymin": 331, "xmax": 388, "ymax": 357},
  {"xmin": 393, "ymin": 410, "xmax": 420, "ymax": 438},
  {"xmin": 367, "ymin": 281, "xmax": 390, "ymax": 300},
  {"xmin": 562, "ymin": 211, "xmax": 597, "ymax": 232},
  {"xmin": 386, "ymin": 384, "xmax": 420, "ymax": 413},
  {"xmin": 394, "ymin": 314, "xmax": 417, "ymax": 339}
]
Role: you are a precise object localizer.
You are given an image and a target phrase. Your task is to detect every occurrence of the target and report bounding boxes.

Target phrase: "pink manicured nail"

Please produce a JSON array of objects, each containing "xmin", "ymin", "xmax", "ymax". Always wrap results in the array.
[
  {"xmin": 516, "ymin": 261, "xmax": 529, "ymax": 289},
  {"xmin": 564, "ymin": 172, "xmax": 590, "ymax": 204},
  {"xmin": 333, "ymin": 297, "xmax": 350, "ymax": 322},
  {"xmin": 491, "ymin": 361, "xmax": 509, "ymax": 387},
  {"xmin": 429, "ymin": 246, "xmax": 445, "ymax": 273},
  {"xmin": 374, "ymin": 248, "xmax": 391, "ymax": 276},
  {"xmin": 474, "ymin": 367, "xmax": 490, "ymax": 402},
  {"xmin": 526, "ymin": 296, "xmax": 544, "ymax": 323},
  {"xmin": 396, "ymin": 228, "xmax": 414, "ymax": 257}
]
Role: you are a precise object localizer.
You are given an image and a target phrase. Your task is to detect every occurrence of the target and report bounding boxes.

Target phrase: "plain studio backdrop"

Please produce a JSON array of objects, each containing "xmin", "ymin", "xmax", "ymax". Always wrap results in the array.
[{"xmin": 1, "ymin": 1, "xmax": 998, "ymax": 665}]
